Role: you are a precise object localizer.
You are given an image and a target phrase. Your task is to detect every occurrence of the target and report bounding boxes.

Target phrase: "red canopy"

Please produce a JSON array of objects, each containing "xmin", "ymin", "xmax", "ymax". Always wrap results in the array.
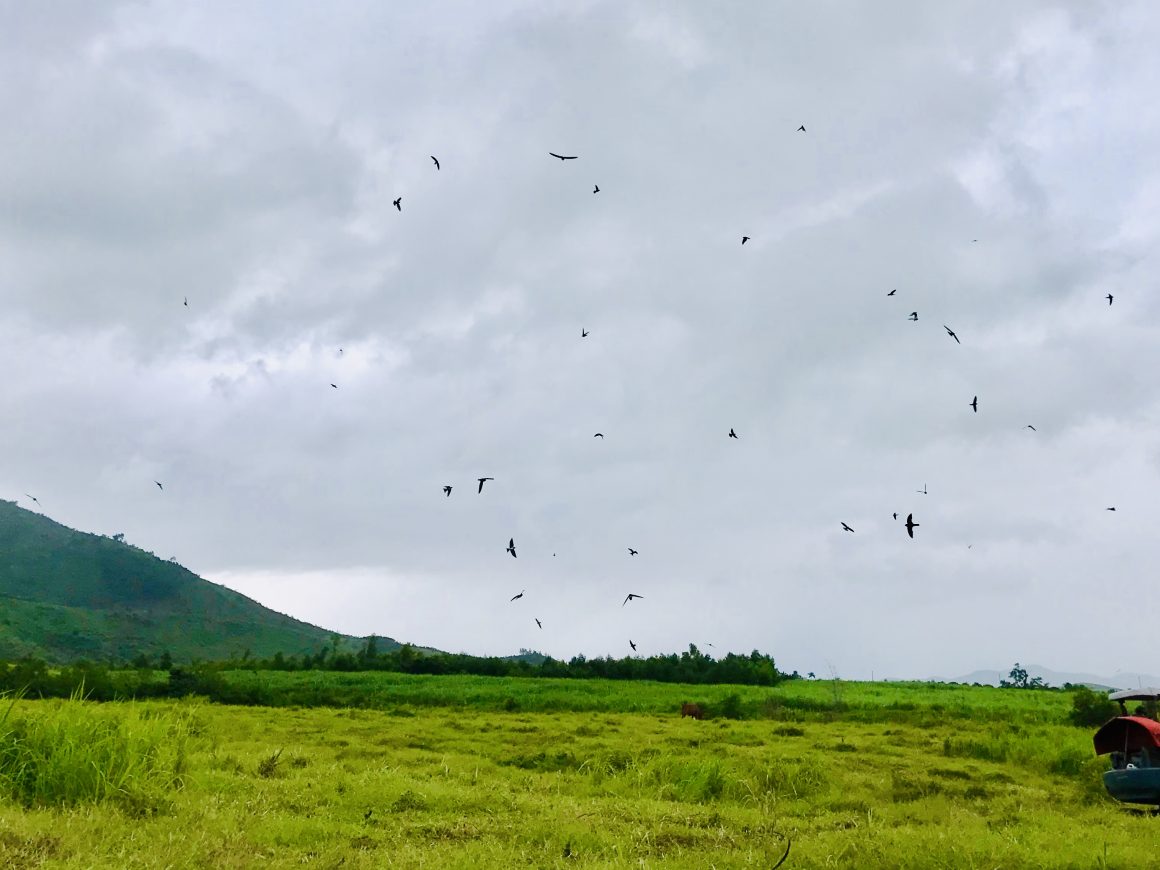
[{"xmin": 1093, "ymin": 716, "xmax": 1160, "ymax": 755}]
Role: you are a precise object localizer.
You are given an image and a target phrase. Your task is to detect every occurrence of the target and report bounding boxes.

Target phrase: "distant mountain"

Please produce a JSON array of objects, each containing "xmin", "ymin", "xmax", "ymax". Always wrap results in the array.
[
  {"xmin": 950, "ymin": 664, "xmax": 1160, "ymax": 691},
  {"xmin": 0, "ymin": 499, "xmax": 401, "ymax": 663}
]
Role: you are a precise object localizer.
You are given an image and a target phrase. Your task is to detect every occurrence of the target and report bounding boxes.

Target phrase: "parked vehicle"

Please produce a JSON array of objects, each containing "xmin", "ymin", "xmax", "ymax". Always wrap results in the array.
[{"xmin": 1094, "ymin": 689, "xmax": 1160, "ymax": 806}]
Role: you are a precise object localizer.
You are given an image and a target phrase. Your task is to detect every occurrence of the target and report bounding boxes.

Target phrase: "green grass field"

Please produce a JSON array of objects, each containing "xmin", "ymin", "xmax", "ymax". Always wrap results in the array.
[{"xmin": 0, "ymin": 676, "xmax": 1149, "ymax": 868}]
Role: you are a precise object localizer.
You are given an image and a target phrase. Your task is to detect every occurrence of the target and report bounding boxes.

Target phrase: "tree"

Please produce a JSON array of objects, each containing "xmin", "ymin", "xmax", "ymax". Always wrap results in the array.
[{"xmin": 1001, "ymin": 662, "xmax": 1029, "ymax": 688}]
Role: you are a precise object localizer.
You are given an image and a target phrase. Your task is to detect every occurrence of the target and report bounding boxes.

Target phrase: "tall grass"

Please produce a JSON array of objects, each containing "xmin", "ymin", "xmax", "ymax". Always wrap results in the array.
[{"xmin": 0, "ymin": 690, "xmax": 194, "ymax": 814}]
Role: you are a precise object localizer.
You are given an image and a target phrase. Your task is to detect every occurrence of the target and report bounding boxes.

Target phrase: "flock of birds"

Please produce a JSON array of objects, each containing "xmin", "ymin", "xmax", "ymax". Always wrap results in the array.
[{"xmin": 14, "ymin": 125, "xmax": 1123, "ymax": 665}]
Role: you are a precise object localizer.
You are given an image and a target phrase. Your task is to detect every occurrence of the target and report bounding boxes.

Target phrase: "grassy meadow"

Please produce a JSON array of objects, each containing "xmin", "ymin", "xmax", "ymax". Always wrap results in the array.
[{"xmin": 0, "ymin": 675, "xmax": 1151, "ymax": 868}]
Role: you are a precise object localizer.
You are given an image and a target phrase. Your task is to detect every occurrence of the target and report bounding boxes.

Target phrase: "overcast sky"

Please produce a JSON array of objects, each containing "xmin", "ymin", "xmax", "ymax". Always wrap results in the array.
[{"xmin": 2, "ymin": 1, "xmax": 1159, "ymax": 680}]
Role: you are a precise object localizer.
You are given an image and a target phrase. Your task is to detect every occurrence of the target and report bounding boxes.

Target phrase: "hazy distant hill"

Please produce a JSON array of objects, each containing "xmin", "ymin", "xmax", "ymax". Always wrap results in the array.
[
  {"xmin": 951, "ymin": 664, "xmax": 1160, "ymax": 691},
  {"xmin": 0, "ymin": 499, "xmax": 397, "ymax": 663}
]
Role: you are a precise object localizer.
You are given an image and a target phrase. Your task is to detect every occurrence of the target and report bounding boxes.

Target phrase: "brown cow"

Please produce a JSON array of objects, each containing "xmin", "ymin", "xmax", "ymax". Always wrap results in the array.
[{"xmin": 680, "ymin": 702, "xmax": 704, "ymax": 720}]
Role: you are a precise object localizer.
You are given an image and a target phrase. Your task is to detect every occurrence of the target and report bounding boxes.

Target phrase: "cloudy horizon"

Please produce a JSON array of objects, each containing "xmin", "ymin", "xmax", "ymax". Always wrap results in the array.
[{"xmin": 3, "ymin": 1, "xmax": 1159, "ymax": 681}]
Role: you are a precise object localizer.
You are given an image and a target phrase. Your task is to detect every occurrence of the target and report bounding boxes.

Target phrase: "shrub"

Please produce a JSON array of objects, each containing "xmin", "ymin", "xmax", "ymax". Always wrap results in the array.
[
  {"xmin": 1068, "ymin": 687, "xmax": 1117, "ymax": 727},
  {"xmin": 719, "ymin": 693, "xmax": 744, "ymax": 720}
]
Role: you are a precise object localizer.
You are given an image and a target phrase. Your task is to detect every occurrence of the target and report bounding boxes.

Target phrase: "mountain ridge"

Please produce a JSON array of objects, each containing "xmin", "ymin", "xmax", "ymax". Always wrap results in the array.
[{"xmin": 0, "ymin": 499, "xmax": 401, "ymax": 662}]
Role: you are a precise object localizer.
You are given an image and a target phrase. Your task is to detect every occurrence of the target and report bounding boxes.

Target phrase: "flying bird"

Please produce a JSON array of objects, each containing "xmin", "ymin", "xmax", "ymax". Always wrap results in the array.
[
  {"xmin": 330, "ymin": 383, "xmax": 338, "ymax": 389},
  {"xmin": 1107, "ymin": 506, "xmax": 1117, "ymax": 511},
  {"xmin": 908, "ymin": 312, "xmax": 918, "ymax": 321},
  {"xmin": 905, "ymin": 513, "xmax": 919, "ymax": 538},
  {"xmin": 431, "ymin": 155, "xmax": 440, "ymax": 170},
  {"xmin": 477, "ymin": 477, "xmax": 493, "ymax": 493},
  {"xmin": 510, "ymin": 590, "xmax": 525, "ymax": 601},
  {"xmin": 1025, "ymin": 425, "xmax": 1036, "ymax": 432},
  {"xmin": 629, "ymin": 640, "xmax": 637, "ymax": 652},
  {"xmin": 443, "ymin": 485, "xmax": 452, "ymax": 497},
  {"xmin": 628, "ymin": 548, "xmax": 638, "ymax": 556},
  {"xmin": 741, "ymin": 236, "xmax": 750, "ymax": 245},
  {"xmin": 728, "ymin": 428, "xmax": 738, "ymax": 439},
  {"xmin": 623, "ymin": 593, "xmax": 644, "ymax": 606},
  {"xmin": 392, "ymin": 197, "xmax": 401, "ymax": 211},
  {"xmin": 581, "ymin": 328, "xmax": 588, "ymax": 337},
  {"xmin": 593, "ymin": 185, "xmax": 600, "ymax": 193},
  {"xmin": 594, "ymin": 433, "xmax": 604, "ymax": 438},
  {"xmin": 970, "ymin": 396, "xmax": 978, "ymax": 413},
  {"xmin": 549, "ymin": 152, "xmax": 578, "ymax": 160},
  {"xmin": 535, "ymin": 618, "xmax": 542, "ymax": 629},
  {"xmin": 944, "ymin": 325, "xmax": 960, "ymax": 344},
  {"xmin": 1106, "ymin": 293, "xmax": 1114, "ymax": 306},
  {"xmin": 887, "ymin": 289, "xmax": 896, "ymax": 296},
  {"xmin": 917, "ymin": 484, "xmax": 927, "ymax": 495},
  {"xmin": 841, "ymin": 522, "xmax": 854, "ymax": 533},
  {"xmin": 892, "ymin": 512, "xmax": 898, "ymax": 521},
  {"xmin": 154, "ymin": 481, "xmax": 163, "ymax": 491},
  {"xmin": 506, "ymin": 537, "xmax": 517, "ymax": 558},
  {"xmin": 183, "ymin": 296, "xmax": 188, "ymax": 307},
  {"xmin": 24, "ymin": 494, "xmax": 40, "ymax": 506},
  {"xmin": 797, "ymin": 125, "xmax": 806, "ymax": 132}
]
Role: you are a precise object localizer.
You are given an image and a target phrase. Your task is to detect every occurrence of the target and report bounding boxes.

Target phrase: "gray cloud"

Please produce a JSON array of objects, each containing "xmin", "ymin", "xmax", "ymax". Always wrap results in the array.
[{"xmin": 2, "ymin": 1, "xmax": 1159, "ymax": 679}]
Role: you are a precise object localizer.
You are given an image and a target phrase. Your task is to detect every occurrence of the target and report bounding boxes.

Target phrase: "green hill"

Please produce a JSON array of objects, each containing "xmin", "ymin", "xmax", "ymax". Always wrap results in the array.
[{"xmin": 0, "ymin": 499, "xmax": 393, "ymax": 663}]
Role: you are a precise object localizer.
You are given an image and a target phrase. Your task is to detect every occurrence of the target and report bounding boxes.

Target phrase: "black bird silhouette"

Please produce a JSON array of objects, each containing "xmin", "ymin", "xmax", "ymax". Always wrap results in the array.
[
  {"xmin": 944, "ymin": 325, "xmax": 960, "ymax": 344},
  {"xmin": 728, "ymin": 428, "xmax": 738, "ymax": 439},
  {"xmin": 1106, "ymin": 293, "xmax": 1113, "ymax": 305},
  {"xmin": 431, "ymin": 155, "xmax": 440, "ymax": 170},
  {"xmin": 510, "ymin": 590, "xmax": 524, "ymax": 601},
  {"xmin": 154, "ymin": 481, "xmax": 163, "ymax": 491},
  {"xmin": 594, "ymin": 433, "xmax": 604, "ymax": 438},
  {"xmin": 330, "ymin": 383, "xmax": 338, "ymax": 389},
  {"xmin": 1107, "ymin": 506, "xmax": 1116, "ymax": 511},
  {"xmin": 905, "ymin": 513, "xmax": 919, "ymax": 538},
  {"xmin": 593, "ymin": 185, "xmax": 600, "ymax": 193},
  {"xmin": 443, "ymin": 485, "xmax": 452, "ymax": 497},
  {"xmin": 771, "ymin": 839, "xmax": 792, "ymax": 870},
  {"xmin": 892, "ymin": 512, "xmax": 899, "ymax": 521},
  {"xmin": 549, "ymin": 152, "xmax": 578, "ymax": 160},
  {"xmin": 628, "ymin": 548, "xmax": 638, "ymax": 556},
  {"xmin": 392, "ymin": 197, "xmax": 401, "ymax": 211},
  {"xmin": 887, "ymin": 288, "xmax": 896, "ymax": 296},
  {"xmin": 970, "ymin": 396, "xmax": 978, "ymax": 412},
  {"xmin": 623, "ymin": 593, "xmax": 644, "ymax": 606},
  {"xmin": 581, "ymin": 328, "xmax": 588, "ymax": 337},
  {"xmin": 908, "ymin": 312, "xmax": 918, "ymax": 321},
  {"xmin": 183, "ymin": 296, "xmax": 188, "ymax": 307},
  {"xmin": 24, "ymin": 493, "xmax": 40, "ymax": 506},
  {"xmin": 477, "ymin": 477, "xmax": 493, "ymax": 493},
  {"xmin": 797, "ymin": 125, "xmax": 806, "ymax": 132},
  {"xmin": 841, "ymin": 522, "xmax": 854, "ymax": 533},
  {"xmin": 535, "ymin": 618, "xmax": 542, "ymax": 629},
  {"xmin": 629, "ymin": 640, "xmax": 637, "ymax": 651},
  {"xmin": 741, "ymin": 236, "xmax": 750, "ymax": 245},
  {"xmin": 506, "ymin": 537, "xmax": 517, "ymax": 558},
  {"xmin": 1025, "ymin": 425, "xmax": 1036, "ymax": 432},
  {"xmin": 917, "ymin": 483, "xmax": 927, "ymax": 495}
]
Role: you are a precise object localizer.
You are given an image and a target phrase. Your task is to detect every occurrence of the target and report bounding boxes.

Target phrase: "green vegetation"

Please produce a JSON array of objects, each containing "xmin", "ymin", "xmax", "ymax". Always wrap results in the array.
[
  {"xmin": 0, "ymin": 500, "xmax": 383, "ymax": 662},
  {"xmin": 0, "ymin": 681, "xmax": 1146, "ymax": 868},
  {"xmin": 0, "ymin": 692, "xmax": 194, "ymax": 815}
]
